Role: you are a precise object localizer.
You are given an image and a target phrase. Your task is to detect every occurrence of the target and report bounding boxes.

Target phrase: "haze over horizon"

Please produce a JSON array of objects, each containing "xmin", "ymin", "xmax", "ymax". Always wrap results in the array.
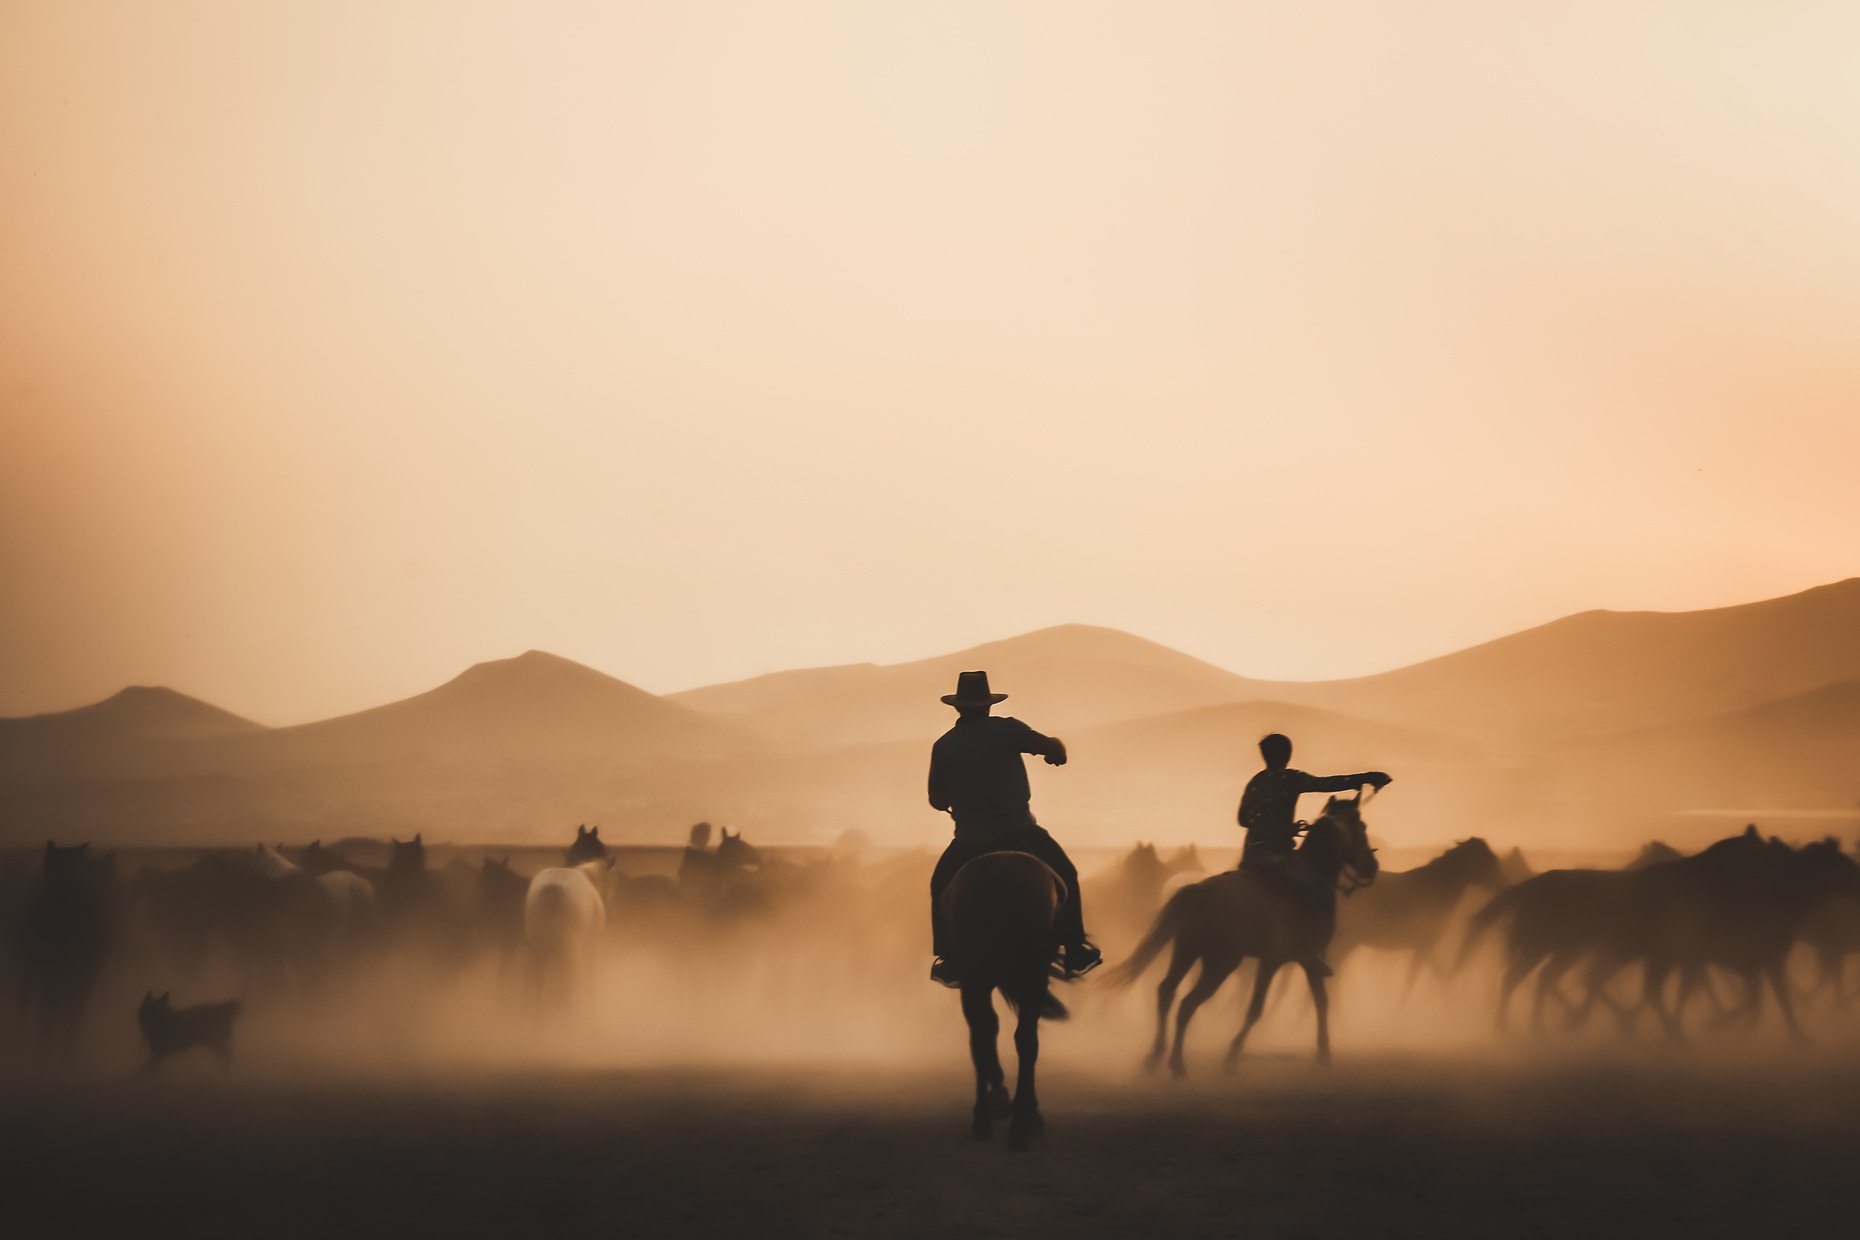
[{"xmin": 6, "ymin": 2, "xmax": 1860, "ymax": 724}]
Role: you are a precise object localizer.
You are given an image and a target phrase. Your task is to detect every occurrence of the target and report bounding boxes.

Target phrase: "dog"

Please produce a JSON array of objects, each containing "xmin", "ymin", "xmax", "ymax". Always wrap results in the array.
[{"xmin": 137, "ymin": 991, "xmax": 241, "ymax": 1073}]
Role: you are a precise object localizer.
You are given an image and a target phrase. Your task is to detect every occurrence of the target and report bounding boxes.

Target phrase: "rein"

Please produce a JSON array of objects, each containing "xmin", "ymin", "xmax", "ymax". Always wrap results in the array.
[{"xmin": 1305, "ymin": 783, "xmax": 1379, "ymax": 895}]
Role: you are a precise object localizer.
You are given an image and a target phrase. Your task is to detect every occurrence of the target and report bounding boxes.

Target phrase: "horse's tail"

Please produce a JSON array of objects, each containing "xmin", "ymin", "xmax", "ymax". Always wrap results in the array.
[
  {"xmin": 997, "ymin": 981, "xmax": 1070, "ymax": 1022},
  {"xmin": 1102, "ymin": 884, "xmax": 1202, "ymax": 989},
  {"xmin": 1456, "ymin": 883, "xmax": 1525, "ymax": 973}
]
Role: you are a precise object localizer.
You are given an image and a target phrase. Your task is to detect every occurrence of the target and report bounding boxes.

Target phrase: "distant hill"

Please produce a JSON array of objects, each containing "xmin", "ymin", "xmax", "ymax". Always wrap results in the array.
[
  {"xmin": 240, "ymin": 649, "xmax": 746, "ymax": 771},
  {"xmin": 8, "ymin": 579, "xmax": 1859, "ymax": 848},
  {"xmin": 1278, "ymin": 578, "xmax": 1860, "ymax": 741},
  {"xmin": 0, "ymin": 686, "xmax": 262, "ymax": 781},
  {"xmin": 0, "ymin": 653, "xmax": 753, "ymax": 844},
  {"xmin": 669, "ymin": 624, "xmax": 1271, "ymax": 748},
  {"xmin": 1552, "ymin": 679, "xmax": 1860, "ymax": 818}
]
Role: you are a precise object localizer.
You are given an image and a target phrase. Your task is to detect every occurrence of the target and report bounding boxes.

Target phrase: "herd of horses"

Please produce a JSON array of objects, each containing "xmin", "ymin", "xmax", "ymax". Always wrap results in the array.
[{"xmin": 7, "ymin": 804, "xmax": 1860, "ymax": 1151}]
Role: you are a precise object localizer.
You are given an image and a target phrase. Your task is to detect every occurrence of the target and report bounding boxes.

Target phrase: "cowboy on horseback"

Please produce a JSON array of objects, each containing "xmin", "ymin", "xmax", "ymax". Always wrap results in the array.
[
  {"xmin": 927, "ymin": 670, "xmax": 1102, "ymax": 987},
  {"xmin": 1237, "ymin": 733, "xmax": 1389, "ymax": 969},
  {"xmin": 1239, "ymin": 733, "xmax": 1390, "ymax": 867}
]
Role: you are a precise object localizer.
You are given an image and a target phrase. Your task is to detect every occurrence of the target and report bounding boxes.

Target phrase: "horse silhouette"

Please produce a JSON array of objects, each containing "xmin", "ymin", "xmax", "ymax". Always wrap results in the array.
[
  {"xmin": 677, "ymin": 827, "xmax": 766, "ymax": 917},
  {"xmin": 1109, "ymin": 794, "xmax": 1379, "ymax": 1075},
  {"xmin": 1330, "ymin": 836, "xmax": 1504, "ymax": 996},
  {"xmin": 565, "ymin": 825, "xmax": 607, "ymax": 867},
  {"xmin": 942, "ymin": 850, "xmax": 1069, "ymax": 1150},
  {"xmin": 525, "ymin": 861, "xmax": 607, "ymax": 1004},
  {"xmin": 1799, "ymin": 888, "xmax": 1860, "ymax": 1004},
  {"xmin": 291, "ymin": 839, "xmax": 360, "ymax": 876},
  {"xmin": 1463, "ymin": 827, "xmax": 1860, "ymax": 1039}
]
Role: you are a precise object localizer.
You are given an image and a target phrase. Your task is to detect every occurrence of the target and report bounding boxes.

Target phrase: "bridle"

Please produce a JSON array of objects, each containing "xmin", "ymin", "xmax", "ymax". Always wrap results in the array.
[{"xmin": 1331, "ymin": 782, "xmax": 1381, "ymax": 895}]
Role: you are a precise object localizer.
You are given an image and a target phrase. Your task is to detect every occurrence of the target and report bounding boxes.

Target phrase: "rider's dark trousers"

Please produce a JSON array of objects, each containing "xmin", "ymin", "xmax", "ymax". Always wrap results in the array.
[{"xmin": 929, "ymin": 824, "xmax": 1086, "ymax": 958}]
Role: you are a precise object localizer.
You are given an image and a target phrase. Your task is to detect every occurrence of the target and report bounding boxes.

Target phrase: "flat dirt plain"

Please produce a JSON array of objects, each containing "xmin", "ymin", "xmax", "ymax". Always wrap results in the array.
[{"xmin": 8, "ymin": 1050, "xmax": 1859, "ymax": 1239}]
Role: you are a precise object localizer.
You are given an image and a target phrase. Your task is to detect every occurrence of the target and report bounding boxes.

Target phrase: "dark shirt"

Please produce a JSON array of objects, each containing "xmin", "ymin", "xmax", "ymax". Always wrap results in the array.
[
  {"xmin": 928, "ymin": 715, "xmax": 1062, "ymax": 838},
  {"xmin": 1238, "ymin": 767, "xmax": 1367, "ymax": 856}
]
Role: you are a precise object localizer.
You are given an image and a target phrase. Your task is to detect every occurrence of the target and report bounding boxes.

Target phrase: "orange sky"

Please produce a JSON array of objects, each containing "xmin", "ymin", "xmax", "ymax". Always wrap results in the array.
[{"xmin": 3, "ymin": 1, "xmax": 1858, "ymax": 724}]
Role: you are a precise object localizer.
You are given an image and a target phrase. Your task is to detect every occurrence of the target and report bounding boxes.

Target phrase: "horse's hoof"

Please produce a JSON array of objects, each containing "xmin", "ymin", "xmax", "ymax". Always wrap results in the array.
[
  {"xmin": 988, "ymin": 1086, "xmax": 1013, "ymax": 1121},
  {"xmin": 1142, "ymin": 1053, "xmax": 1163, "ymax": 1075},
  {"xmin": 1222, "ymin": 1054, "xmax": 1240, "ymax": 1075},
  {"xmin": 971, "ymin": 1115, "xmax": 992, "ymax": 1141},
  {"xmin": 1007, "ymin": 1126, "xmax": 1034, "ymax": 1152},
  {"xmin": 1316, "ymin": 1047, "xmax": 1332, "ymax": 1068},
  {"xmin": 1169, "ymin": 1058, "xmax": 1187, "ymax": 1080}
]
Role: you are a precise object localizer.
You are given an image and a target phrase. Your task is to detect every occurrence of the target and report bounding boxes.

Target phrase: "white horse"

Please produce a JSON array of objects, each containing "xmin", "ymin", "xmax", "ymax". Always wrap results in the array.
[{"xmin": 525, "ymin": 861, "xmax": 607, "ymax": 1003}]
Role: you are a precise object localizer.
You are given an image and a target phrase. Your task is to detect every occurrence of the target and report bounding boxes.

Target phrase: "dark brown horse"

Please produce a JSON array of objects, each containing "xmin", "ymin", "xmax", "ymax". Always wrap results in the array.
[
  {"xmin": 1330, "ymin": 836, "xmax": 1504, "ymax": 996},
  {"xmin": 1109, "ymin": 793, "xmax": 1380, "ymax": 1075},
  {"xmin": 942, "ymin": 850, "xmax": 1069, "ymax": 1150}
]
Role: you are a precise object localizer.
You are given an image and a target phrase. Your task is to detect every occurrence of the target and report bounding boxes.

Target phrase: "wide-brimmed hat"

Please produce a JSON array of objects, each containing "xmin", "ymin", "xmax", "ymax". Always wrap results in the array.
[{"xmin": 941, "ymin": 669, "xmax": 1007, "ymax": 708}]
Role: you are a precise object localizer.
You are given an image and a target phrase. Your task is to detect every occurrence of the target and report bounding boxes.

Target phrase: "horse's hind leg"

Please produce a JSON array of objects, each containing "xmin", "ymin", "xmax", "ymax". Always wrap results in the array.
[
  {"xmin": 1169, "ymin": 959, "xmax": 1233, "ymax": 1079},
  {"xmin": 1495, "ymin": 950, "xmax": 1538, "ymax": 1033},
  {"xmin": 960, "ymin": 987, "xmax": 1004, "ymax": 1140},
  {"xmin": 1765, "ymin": 960, "xmax": 1810, "ymax": 1044},
  {"xmin": 1146, "ymin": 944, "xmax": 1194, "ymax": 1073},
  {"xmin": 1225, "ymin": 959, "xmax": 1282, "ymax": 1072},
  {"xmin": 1008, "ymin": 997, "xmax": 1043, "ymax": 1152},
  {"xmin": 1307, "ymin": 964, "xmax": 1332, "ymax": 1066},
  {"xmin": 1642, "ymin": 959, "xmax": 1687, "ymax": 1041},
  {"xmin": 1530, "ymin": 955, "xmax": 1576, "ymax": 1035}
]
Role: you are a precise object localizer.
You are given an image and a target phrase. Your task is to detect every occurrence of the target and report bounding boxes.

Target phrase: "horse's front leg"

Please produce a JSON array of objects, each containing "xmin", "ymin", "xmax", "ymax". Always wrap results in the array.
[
  {"xmin": 1224, "ymin": 957, "xmax": 1280, "ymax": 1072},
  {"xmin": 1008, "ymin": 996, "xmax": 1043, "ymax": 1152},
  {"xmin": 1307, "ymin": 963, "xmax": 1332, "ymax": 1066},
  {"xmin": 960, "ymin": 986, "xmax": 1004, "ymax": 1140}
]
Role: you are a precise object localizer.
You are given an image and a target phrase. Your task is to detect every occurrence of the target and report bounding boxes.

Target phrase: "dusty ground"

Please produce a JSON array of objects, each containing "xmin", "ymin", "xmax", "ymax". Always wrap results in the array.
[{"xmin": 7, "ymin": 1051, "xmax": 1859, "ymax": 1239}]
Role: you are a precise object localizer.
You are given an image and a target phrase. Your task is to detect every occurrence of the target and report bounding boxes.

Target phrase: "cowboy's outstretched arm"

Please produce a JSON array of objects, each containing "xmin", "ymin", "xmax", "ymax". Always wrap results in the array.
[{"xmin": 1301, "ymin": 771, "xmax": 1391, "ymax": 794}]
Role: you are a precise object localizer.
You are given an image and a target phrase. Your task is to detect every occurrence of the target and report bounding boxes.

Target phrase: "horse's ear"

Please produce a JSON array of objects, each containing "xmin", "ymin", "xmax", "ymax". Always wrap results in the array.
[
  {"xmin": 414, "ymin": 833, "xmax": 423, "ymax": 844},
  {"xmin": 576, "ymin": 825, "xmax": 585, "ymax": 838},
  {"xmin": 143, "ymin": 990, "xmax": 153, "ymax": 1003},
  {"xmin": 590, "ymin": 827, "xmax": 600, "ymax": 839},
  {"xmin": 159, "ymin": 991, "xmax": 170, "ymax": 1004}
]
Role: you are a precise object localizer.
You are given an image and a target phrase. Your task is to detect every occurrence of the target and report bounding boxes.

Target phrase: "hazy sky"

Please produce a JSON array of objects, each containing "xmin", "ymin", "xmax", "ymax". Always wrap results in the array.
[{"xmin": 4, "ymin": 1, "xmax": 1858, "ymax": 724}]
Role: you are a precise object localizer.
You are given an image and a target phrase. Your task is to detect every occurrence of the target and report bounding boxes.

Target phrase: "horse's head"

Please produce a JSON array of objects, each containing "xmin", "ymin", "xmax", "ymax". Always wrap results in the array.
[
  {"xmin": 716, "ymin": 827, "xmax": 762, "ymax": 870},
  {"xmin": 1121, "ymin": 843, "xmax": 1164, "ymax": 883},
  {"xmin": 1446, "ymin": 837, "xmax": 1505, "ymax": 889},
  {"xmin": 1628, "ymin": 840, "xmax": 1685, "ymax": 870},
  {"xmin": 1164, "ymin": 844, "xmax": 1205, "ymax": 877},
  {"xmin": 566, "ymin": 824, "xmax": 607, "ymax": 865},
  {"xmin": 389, "ymin": 834, "xmax": 427, "ymax": 873},
  {"xmin": 1306, "ymin": 795, "xmax": 1378, "ymax": 892}
]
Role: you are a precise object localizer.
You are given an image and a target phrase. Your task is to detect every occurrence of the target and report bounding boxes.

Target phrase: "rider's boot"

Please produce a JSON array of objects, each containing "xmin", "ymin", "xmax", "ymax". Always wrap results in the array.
[
  {"xmin": 1061, "ymin": 939, "xmax": 1103, "ymax": 978},
  {"xmin": 930, "ymin": 956, "xmax": 961, "ymax": 988}
]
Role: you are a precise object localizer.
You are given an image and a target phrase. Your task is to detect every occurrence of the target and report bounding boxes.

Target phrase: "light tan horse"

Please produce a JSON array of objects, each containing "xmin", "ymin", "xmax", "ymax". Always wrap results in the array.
[
  {"xmin": 943, "ymin": 850, "xmax": 1069, "ymax": 1150},
  {"xmin": 1107, "ymin": 794, "xmax": 1379, "ymax": 1076}
]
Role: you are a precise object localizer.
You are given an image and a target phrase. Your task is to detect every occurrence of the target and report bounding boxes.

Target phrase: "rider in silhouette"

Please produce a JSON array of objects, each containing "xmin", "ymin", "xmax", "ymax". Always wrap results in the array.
[
  {"xmin": 927, "ymin": 671, "xmax": 1101, "ymax": 987},
  {"xmin": 1239, "ymin": 733, "xmax": 1389, "ymax": 973}
]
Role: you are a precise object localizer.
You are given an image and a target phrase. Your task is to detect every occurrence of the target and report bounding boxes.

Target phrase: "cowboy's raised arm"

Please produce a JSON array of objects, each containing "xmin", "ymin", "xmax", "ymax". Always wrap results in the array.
[{"xmin": 1004, "ymin": 717, "xmax": 1067, "ymax": 766}]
